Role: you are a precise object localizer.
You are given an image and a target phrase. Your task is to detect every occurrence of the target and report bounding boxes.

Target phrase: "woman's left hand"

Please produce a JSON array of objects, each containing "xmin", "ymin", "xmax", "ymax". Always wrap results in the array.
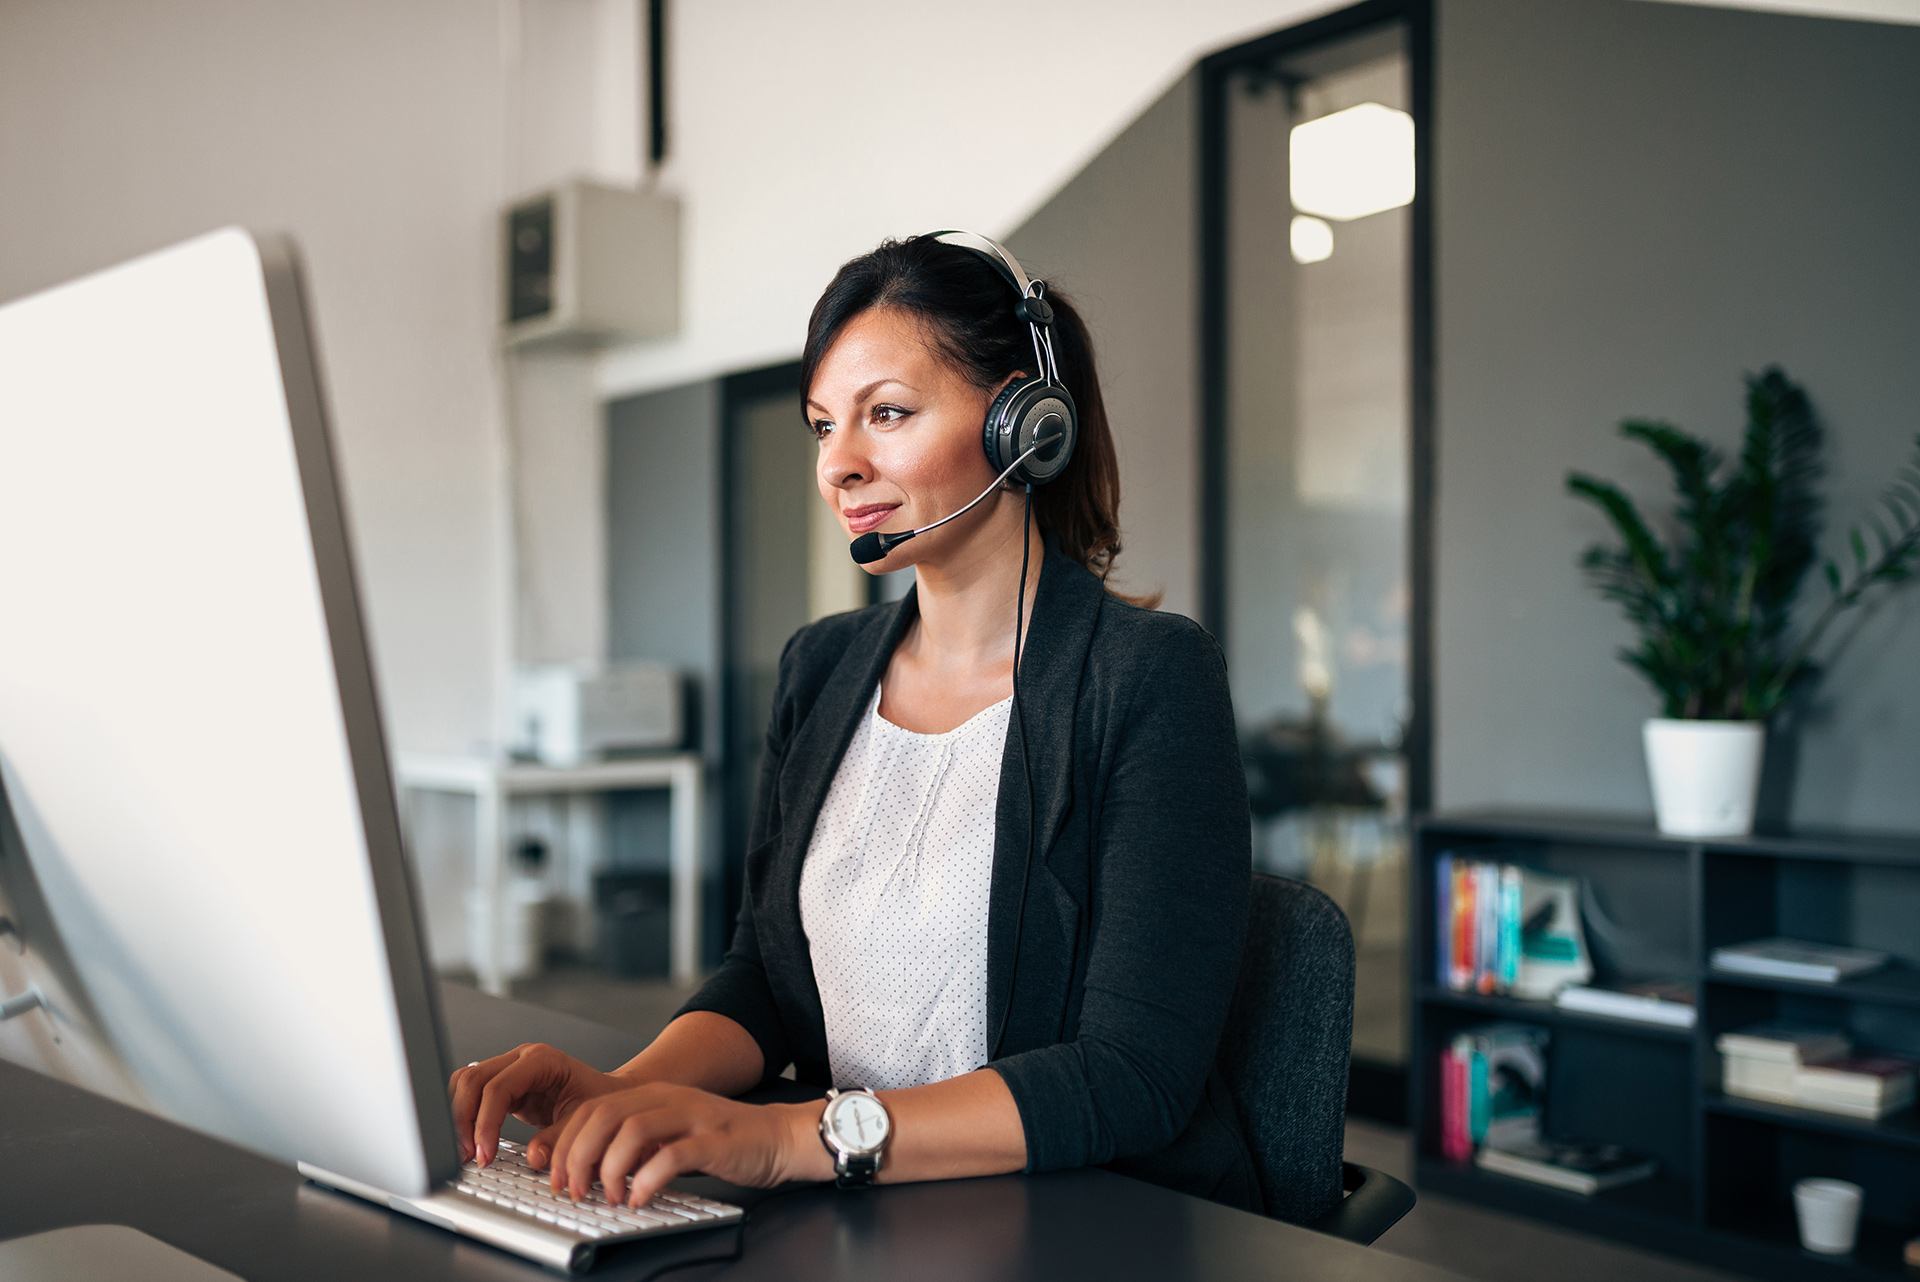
[{"xmin": 530, "ymin": 1082, "xmax": 827, "ymax": 1207}]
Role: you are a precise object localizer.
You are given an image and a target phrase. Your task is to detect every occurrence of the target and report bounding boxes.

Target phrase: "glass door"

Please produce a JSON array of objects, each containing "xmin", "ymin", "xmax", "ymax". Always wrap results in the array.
[{"xmin": 1204, "ymin": 9, "xmax": 1430, "ymax": 1100}]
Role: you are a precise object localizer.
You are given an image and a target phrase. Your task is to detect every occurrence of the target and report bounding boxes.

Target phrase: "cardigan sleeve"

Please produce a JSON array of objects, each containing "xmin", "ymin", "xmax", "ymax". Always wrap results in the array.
[
  {"xmin": 669, "ymin": 631, "xmax": 801, "ymax": 1084},
  {"xmin": 987, "ymin": 619, "xmax": 1251, "ymax": 1170}
]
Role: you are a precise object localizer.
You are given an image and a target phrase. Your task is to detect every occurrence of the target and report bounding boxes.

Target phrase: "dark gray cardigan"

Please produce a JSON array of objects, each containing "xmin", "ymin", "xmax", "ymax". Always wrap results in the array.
[{"xmin": 679, "ymin": 539, "xmax": 1259, "ymax": 1211}]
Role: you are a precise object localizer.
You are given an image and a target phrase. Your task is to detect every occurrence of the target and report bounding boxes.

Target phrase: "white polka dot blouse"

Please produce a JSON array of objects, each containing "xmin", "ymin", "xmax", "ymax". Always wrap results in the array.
[{"xmin": 798, "ymin": 682, "xmax": 1011, "ymax": 1092}]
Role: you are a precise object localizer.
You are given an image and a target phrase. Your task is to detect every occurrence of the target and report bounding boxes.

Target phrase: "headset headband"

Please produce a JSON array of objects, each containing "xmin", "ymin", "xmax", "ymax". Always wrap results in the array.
[
  {"xmin": 929, "ymin": 229, "xmax": 1036, "ymax": 297},
  {"xmin": 927, "ymin": 229, "xmax": 1061, "ymax": 388}
]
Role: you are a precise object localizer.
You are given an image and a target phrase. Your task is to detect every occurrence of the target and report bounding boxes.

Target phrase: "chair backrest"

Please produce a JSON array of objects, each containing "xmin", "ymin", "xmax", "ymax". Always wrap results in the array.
[{"xmin": 1216, "ymin": 872, "xmax": 1355, "ymax": 1225}]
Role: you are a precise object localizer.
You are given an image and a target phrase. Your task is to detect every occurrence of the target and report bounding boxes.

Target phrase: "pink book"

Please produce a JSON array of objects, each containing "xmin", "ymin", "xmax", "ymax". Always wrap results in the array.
[{"xmin": 1441, "ymin": 1044, "xmax": 1473, "ymax": 1163}]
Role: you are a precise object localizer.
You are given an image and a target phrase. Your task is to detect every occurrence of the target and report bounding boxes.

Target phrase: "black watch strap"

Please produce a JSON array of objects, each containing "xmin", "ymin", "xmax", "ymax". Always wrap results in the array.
[{"xmin": 834, "ymin": 1150, "xmax": 881, "ymax": 1190}]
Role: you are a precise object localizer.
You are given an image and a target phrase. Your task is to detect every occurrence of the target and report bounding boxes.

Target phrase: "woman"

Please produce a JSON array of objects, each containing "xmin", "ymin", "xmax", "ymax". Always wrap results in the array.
[{"xmin": 452, "ymin": 232, "xmax": 1256, "ymax": 1213}]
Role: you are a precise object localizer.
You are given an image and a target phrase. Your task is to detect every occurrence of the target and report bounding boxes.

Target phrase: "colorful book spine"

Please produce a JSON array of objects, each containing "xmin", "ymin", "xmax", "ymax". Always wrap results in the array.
[
  {"xmin": 1475, "ymin": 862, "xmax": 1498, "ymax": 993},
  {"xmin": 1451, "ymin": 861, "xmax": 1475, "ymax": 991},
  {"xmin": 1441, "ymin": 1037, "xmax": 1474, "ymax": 1162},
  {"xmin": 1499, "ymin": 865, "xmax": 1522, "ymax": 991},
  {"xmin": 1436, "ymin": 855, "xmax": 1532, "ymax": 997},
  {"xmin": 1467, "ymin": 1038, "xmax": 1490, "ymax": 1141}
]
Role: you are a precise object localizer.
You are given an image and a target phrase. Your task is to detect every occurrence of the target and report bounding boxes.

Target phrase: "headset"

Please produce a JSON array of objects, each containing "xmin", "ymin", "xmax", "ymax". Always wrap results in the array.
[
  {"xmin": 933, "ymin": 229, "xmax": 1079, "ymax": 490},
  {"xmin": 845, "ymin": 231, "xmax": 1078, "ymax": 566}
]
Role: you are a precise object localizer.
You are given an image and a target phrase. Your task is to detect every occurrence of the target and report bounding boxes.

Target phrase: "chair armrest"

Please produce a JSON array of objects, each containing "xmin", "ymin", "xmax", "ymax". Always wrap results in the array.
[{"xmin": 1308, "ymin": 1161, "xmax": 1416, "ymax": 1246}]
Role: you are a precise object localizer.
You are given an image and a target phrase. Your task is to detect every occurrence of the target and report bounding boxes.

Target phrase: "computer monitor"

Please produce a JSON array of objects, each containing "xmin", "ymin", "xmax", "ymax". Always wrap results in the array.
[{"xmin": 0, "ymin": 229, "xmax": 458, "ymax": 1196}]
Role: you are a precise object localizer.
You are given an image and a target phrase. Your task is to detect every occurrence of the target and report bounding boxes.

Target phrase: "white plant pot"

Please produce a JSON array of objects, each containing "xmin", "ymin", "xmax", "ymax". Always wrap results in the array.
[{"xmin": 1643, "ymin": 718, "xmax": 1766, "ymax": 838}]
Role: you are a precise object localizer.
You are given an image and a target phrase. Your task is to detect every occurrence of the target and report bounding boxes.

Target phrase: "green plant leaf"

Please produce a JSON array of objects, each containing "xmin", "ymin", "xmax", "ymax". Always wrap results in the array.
[
  {"xmin": 1568, "ymin": 473, "xmax": 1676, "ymax": 595},
  {"xmin": 1567, "ymin": 375, "xmax": 1919, "ymax": 722}
]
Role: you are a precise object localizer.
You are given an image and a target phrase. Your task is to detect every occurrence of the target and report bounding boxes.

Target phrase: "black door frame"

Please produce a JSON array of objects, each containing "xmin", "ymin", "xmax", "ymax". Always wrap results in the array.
[{"xmin": 1197, "ymin": 0, "xmax": 1434, "ymax": 1125}]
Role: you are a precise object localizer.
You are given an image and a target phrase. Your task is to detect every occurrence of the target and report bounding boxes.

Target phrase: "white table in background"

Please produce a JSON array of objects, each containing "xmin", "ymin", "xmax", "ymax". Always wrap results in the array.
[{"xmin": 395, "ymin": 754, "xmax": 704, "ymax": 994}]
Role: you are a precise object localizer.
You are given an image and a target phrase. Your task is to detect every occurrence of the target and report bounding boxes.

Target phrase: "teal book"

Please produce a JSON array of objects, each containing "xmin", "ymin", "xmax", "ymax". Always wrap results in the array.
[{"xmin": 1460, "ymin": 1022, "xmax": 1549, "ymax": 1149}]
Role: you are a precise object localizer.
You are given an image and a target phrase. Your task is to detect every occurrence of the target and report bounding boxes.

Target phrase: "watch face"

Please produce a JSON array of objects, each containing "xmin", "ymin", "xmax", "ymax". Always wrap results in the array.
[{"xmin": 827, "ymin": 1092, "xmax": 889, "ymax": 1152}]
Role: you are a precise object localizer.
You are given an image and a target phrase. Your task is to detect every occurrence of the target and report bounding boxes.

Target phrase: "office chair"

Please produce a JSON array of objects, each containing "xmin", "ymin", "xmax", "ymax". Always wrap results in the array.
[{"xmin": 1216, "ymin": 872, "xmax": 1416, "ymax": 1245}]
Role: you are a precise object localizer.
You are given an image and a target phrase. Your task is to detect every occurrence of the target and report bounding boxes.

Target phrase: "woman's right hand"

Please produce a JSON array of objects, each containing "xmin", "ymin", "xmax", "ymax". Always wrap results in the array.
[{"xmin": 450, "ymin": 1043, "xmax": 632, "ymax": 1165}]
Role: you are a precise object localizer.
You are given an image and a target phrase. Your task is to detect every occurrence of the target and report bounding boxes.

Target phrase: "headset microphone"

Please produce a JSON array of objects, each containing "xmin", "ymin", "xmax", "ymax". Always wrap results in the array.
[{"xmin": 847, "ymin": 432, "xmax": 1062, "ymax": 566}]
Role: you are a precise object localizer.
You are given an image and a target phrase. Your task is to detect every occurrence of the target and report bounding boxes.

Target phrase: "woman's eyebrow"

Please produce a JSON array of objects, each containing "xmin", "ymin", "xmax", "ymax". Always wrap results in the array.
[{"xmin": 805, "ymin": 378, "xmax": 920, "ymax": 414}]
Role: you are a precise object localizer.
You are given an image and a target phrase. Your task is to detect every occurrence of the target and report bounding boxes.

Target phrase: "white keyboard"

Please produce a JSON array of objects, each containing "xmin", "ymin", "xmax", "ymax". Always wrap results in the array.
[
  {"xmin": 452, "ymin": 1139, "xmax": 743, "ymax": 1240},
  {"xmin": 302, "ymin": 1137, "xmax": 744, "ymax": 1273}
]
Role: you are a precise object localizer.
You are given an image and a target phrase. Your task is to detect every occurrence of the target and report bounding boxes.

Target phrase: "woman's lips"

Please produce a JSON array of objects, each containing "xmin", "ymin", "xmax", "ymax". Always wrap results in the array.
[{"xmin": 842, "ymin": 503, "xmax": 900, "ymax": 535}]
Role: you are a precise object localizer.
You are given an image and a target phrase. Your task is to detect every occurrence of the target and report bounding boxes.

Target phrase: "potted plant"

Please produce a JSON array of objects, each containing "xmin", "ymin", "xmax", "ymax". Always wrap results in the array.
[{"xmin": 1567, "ymin": 368, "xmax": 1920, "ymax": 837}]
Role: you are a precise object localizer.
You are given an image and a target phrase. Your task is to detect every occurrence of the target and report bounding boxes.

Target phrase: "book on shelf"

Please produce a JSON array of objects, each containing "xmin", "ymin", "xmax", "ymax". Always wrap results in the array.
[
  {"xmin": 1715, "ymin": 1022, "xmax": 1850, "ymax": 1064},
  {"xmin": 1554, "ymin": 981, "xmax": 1696, "ymax": 1028},
  {"xmin": 1440, "ymin": 1022, "xmax": 1548, "ymax": 1163},
  {"xmin": 1717, "ymin": 1022, "xmax": 1850, "ymax": 1105},
  {"xmin": 1474, "ymin": 1140, "xmax": 1660, "ymax": 1196},
  {"xmin": 1793, "ymin": 1056, "xmax": 1917, "ymax": 1119},
  {"xmin": 1708, "ymin": 937, "xmax": 1890, "ymax": 984},
  {"xmin": 1435, "ymin": 854, "xmax": 1589, "ymax": 999}
]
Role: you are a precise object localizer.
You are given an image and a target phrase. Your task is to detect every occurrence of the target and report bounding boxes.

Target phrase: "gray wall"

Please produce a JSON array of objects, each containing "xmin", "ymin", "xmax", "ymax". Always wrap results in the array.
[
  {"xmin": 1008, "ymin": 73, "xmax": 1200, "ymax": 618},
  {"xmin": 1433, "ymin": 0, "xmax": 1920, "ymax": 828}
]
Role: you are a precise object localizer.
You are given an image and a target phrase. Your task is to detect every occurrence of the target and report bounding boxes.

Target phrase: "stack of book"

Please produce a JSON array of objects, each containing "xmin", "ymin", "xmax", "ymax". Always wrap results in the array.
[
  {"xmin": 1717, "ymin": 1023, "xmax": 1849, "ymax": 1103},
  {"xmin": 1708, "ymin": 938, "xmax": 1889, "ymax": 984},
  {"xmin": 1795, "ymin": 1056, "xmax": 1918, "ymax": 1119},
  {"xmin": 1435, "ymin": 855, "xmax": 1590, "ymax": 999},
  {"xmin": 1439, "ymin": 1022, "xmax": 1548, "ymax": 1163},
  {"xmin": 1475, "ymin": 1140, "xmax": 1660, "ymax": 1196},
  {"xmin": 1717, "ymin": 1022, "xmax": 1919, "ymax": 1119}
]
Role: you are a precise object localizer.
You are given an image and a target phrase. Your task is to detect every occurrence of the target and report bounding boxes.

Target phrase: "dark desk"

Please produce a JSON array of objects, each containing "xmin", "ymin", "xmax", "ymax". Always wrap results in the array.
[{"xmin": 0, "ymin": 983, "xmax": 1466, "ymax": 1281}]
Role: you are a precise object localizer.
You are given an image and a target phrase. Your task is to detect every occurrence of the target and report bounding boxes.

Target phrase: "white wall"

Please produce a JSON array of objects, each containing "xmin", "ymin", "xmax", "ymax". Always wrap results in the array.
[
  {"xmin": 0, "ymin": 0, "xmax": 511, "ymax": 758},
  {"xmin": 593, "ymin": 0, "xmax": 1347, "ymax": 401}
]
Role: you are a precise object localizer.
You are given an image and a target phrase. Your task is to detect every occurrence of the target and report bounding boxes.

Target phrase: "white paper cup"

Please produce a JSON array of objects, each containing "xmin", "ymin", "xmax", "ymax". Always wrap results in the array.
[{"xmin": 1793, "ymin": 1178, "xmax": 1863, "ymax": 1254}]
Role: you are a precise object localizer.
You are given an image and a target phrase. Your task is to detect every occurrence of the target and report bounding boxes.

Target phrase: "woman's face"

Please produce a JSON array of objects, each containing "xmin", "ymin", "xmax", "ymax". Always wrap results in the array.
[{"xmin": 807, "ymin": 306, "xmax": 1011, "ymax": 570}]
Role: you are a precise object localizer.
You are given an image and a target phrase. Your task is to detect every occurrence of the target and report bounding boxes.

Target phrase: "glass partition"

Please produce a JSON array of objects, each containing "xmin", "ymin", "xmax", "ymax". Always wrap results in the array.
[{"xmin": 1218, "ymin": 21, "xmax": 1416, "ymax": 1074}]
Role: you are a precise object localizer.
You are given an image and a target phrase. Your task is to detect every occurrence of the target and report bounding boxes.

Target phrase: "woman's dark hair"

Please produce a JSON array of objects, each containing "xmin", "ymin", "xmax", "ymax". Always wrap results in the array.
[{"xmin": 800, "ymin": 235, "xmax": 1153, "ymax": 603}]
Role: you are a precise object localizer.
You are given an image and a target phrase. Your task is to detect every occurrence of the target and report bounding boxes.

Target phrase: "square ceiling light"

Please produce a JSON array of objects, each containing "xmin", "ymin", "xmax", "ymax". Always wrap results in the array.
[{"xmin": 1290, "ymin": 102, "xmax": 1415, "ymax": 222}]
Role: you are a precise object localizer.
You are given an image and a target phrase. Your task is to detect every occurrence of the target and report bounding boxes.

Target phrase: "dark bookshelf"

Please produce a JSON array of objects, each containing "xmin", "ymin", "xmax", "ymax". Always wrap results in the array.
[{"xmin": 1412, "ymin": 810, "xmax": 1920, "ymax": 1282}]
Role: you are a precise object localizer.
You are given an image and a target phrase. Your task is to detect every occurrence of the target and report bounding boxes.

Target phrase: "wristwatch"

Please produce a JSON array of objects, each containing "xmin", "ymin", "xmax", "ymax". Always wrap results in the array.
[{"xmin": 818, "ymin": 1087, "xmax": 892, "ymax": 1189}]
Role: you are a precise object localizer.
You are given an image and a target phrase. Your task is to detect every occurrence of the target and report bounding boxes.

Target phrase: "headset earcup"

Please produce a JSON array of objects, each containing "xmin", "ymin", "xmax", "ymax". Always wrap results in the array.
[
  {"xmin": 982, "ymin": 379, "xmax": 1029, "ymax": 475},
  {"xmin": 983, "ymin": 378, "xmax": 1078, "ymax": 486}
]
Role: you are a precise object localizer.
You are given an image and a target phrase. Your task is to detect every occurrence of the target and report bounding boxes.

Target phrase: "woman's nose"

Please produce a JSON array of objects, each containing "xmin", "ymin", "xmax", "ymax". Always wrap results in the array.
[{"xmin": 819, "ymin": 431, "xmax": 869, "ymax": 490}]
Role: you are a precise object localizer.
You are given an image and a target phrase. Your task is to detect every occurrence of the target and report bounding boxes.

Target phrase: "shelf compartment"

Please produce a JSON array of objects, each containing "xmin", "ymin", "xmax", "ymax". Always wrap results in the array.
[
  {"xmin": 1417, "ymin": 1157, "xmax": 1695, "ymax": 1220},
  {"xmin": 1708, "ymin": 1204, "xmax": 1920, "ymax": 1280},
  {"xmin": 1706, "ymin": 1094, "xmax": 1920, "ymax": 1153},
  {"xmin": 1705, "ymin": 964, "xmax": 1920, "ymax": 1012},
  {"xmin": 1420, "ymin": 985, "xmax": 1696, "ymax": 1043}
]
